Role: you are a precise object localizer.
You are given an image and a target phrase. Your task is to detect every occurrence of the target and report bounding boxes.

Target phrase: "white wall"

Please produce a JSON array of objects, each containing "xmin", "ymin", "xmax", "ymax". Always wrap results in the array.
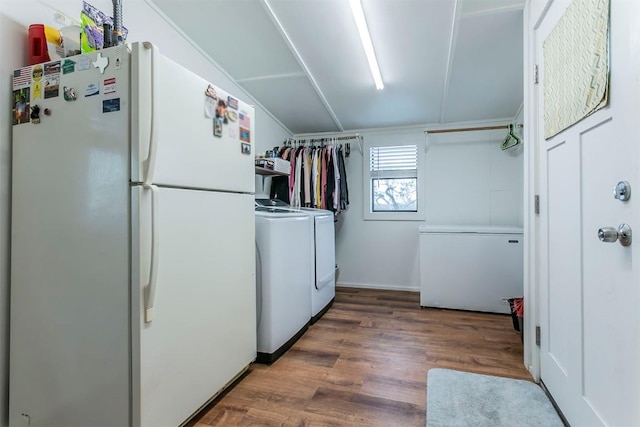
[
  {"xmin": 425, "ymin": 129, "xmax": 524, "ymax": 225},
  {"xmin": 327, "ymin": 123, "xmax": 524, "ymax": 291},
  {"xmin": 0, "ymin": 1, "xmax": 291, "ymax": 425}
]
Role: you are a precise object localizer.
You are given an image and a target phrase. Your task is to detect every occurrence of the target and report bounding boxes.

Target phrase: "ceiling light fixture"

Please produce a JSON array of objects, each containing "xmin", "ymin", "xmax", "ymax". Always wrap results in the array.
[{"xmin": 349, "ymin": 0, "xmax": 384, "ymax": 90}]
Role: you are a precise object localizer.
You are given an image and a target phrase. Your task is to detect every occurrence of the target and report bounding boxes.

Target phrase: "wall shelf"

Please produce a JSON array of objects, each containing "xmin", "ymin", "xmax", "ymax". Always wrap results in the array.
[{"xmin": 255, "ymin": 166, "xmax": 289, "ymax": 176}]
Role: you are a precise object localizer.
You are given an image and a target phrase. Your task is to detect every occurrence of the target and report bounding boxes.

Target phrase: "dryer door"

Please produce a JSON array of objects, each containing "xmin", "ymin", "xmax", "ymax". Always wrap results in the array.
[{"xmin": 314, "ymin": 215, "xmax": 335, "ymax": 290}]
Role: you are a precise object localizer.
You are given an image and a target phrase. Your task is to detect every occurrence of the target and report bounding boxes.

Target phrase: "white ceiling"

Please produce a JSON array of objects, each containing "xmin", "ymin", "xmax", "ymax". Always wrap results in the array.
[{"xmin": 151, "ymin": 0, "xmax": 525, "ymax": 134}]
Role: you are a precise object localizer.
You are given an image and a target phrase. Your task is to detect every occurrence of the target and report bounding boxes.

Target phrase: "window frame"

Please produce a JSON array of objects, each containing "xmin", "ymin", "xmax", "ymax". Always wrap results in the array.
[{"xmin": 363, "ymin": 139, "xmax": 426, "ymax": 221}]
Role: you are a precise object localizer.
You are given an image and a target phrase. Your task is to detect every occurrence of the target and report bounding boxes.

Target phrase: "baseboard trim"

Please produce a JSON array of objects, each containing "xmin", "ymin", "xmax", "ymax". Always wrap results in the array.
[{"xmin": 337, "ymin": 282, "xmax": 419, "ymax": 293}]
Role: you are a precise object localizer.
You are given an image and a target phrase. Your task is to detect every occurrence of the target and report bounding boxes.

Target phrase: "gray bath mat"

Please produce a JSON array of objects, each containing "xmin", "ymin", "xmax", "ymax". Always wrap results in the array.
[{"xmin": 426, "ymin": 368, "xmax": 564, "ymax": 427}]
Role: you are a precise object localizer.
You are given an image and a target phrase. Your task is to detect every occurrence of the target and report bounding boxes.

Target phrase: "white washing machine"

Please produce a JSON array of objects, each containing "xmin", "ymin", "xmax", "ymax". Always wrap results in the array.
[
  {"xmin": 299, "ymin": 208, "xmax": 336, "ymax": 323},
  {"xmin": 254, "ymin": 204, "xmax": 312, "ymax": 363}
]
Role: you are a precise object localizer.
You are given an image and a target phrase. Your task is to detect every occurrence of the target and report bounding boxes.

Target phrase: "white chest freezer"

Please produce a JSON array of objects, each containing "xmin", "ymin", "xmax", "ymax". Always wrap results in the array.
[{"xmin": 419, "ymin": 225, "xmax": 523, "ymax": 314}]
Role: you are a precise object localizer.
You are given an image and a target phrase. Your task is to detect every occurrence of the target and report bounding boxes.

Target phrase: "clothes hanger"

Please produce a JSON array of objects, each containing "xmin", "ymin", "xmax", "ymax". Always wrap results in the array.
[{"xmin": 501, "ymin": 124, "xmax": 523, "ymax": 150}]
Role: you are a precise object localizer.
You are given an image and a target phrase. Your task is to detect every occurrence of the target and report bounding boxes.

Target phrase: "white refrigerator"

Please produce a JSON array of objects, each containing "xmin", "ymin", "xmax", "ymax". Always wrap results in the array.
[{"xmin": 10, "ymin": 42, "xmax": 256, "ymax": 426}]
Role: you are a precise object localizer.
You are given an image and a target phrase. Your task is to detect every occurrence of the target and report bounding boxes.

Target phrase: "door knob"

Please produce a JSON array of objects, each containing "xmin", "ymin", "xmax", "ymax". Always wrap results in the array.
[
  {"xmin": 598, "ymin": 227, "xmax": 618, "ymax": 242},
  {"xmin": 598, "ymin": 224, "xmax": 632, "ymax": 246}
]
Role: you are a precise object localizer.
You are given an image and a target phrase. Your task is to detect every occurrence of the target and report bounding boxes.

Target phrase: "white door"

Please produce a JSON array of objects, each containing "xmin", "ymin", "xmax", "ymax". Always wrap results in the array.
[{"xmin": 537, "ymin": 1, "xmax": 640, "ymax": 425}]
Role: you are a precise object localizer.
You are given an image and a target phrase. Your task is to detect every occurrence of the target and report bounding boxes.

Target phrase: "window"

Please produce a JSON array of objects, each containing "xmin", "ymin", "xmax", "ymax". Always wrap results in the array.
[{"xmin": 364, "ymin": 142, "xmax": 425, "ymax": 221}]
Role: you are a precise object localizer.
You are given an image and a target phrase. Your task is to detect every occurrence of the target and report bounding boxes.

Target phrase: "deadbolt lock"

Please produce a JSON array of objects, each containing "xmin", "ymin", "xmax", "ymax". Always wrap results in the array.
[{"xmin": 614, "ymin": 181, "xmax": 631, "ymax": 201}]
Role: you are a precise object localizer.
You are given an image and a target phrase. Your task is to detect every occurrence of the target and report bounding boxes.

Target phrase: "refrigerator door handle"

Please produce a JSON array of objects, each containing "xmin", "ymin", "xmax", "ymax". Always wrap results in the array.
[
  {"xmin": 142, "ymin": 41, "xmax": 159, "ymax": 186},
  {"xmin": 143, "ymin": 183, "xmax": 160, "ymax": 322}
]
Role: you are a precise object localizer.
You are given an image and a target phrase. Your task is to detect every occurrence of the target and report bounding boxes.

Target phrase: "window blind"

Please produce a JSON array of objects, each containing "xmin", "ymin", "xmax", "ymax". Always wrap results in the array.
[{"xmin": 369, "ymin": 145, "xmax": 418, "ymax": 177}]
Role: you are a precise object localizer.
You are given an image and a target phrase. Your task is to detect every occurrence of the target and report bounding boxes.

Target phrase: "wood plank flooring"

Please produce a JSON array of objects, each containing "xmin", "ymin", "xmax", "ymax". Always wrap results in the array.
[{"xmin": 190, "ymin": 287, "xmax": 530, "ymax": 427}]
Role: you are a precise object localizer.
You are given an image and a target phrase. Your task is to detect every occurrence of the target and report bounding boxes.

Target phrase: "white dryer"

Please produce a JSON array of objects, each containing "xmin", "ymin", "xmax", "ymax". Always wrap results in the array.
[
  {"xmin": 299, "ymin": 208, "xmax": 336, "ymax": 323},
  {"xmin": 254, "ymin": 205, "xmax": 312, "ymax": 363}
]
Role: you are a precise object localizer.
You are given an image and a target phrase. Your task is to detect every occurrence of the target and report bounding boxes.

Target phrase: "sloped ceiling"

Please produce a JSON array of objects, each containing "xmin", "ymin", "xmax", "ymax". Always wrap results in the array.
[{"xmin": 151, "ymin": 0, "xmax": 525, "ymax": 134}]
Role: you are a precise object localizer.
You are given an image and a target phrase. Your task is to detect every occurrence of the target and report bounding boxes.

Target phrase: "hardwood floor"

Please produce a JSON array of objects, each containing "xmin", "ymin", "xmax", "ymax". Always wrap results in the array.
[{"xmin": 191, "ymin": 287, "xmax": 530, "ymax": 427}]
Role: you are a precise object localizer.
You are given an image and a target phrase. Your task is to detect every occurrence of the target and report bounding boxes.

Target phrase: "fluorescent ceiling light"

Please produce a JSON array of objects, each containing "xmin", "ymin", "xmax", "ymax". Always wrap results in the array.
[{"xmin": 349, "ymin": 0, "xmax": 384, "ymax": 90}]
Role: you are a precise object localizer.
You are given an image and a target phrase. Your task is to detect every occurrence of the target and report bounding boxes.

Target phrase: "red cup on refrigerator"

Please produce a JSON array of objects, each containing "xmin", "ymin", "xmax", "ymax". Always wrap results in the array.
[{"xmin": 28, "ymin": 24, "xmax": 51, "ymax": 65}]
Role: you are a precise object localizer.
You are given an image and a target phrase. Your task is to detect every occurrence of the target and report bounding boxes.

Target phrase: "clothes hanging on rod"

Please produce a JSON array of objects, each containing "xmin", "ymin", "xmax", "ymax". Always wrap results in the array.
[{"xmin": 270, "ymin": 141, "xmax": 350, "ymax": 213}]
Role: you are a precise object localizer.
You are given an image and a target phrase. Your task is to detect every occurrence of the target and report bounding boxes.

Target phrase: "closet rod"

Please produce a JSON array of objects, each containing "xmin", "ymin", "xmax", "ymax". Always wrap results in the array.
[
  {"xmin": 285, "ymin": 134, "xmax": 363, "ymax": 155},
  {"xmin": 309, "ymin": 135, "xmax": 361, "ymax": 142},
  {"xmin": 424, "ymin": 124, "xmax": 523, "ymax": 134}
]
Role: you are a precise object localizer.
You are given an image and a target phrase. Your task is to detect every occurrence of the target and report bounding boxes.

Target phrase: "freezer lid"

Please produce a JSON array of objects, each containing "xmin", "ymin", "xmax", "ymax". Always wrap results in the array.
[
  {"xmin": 131, "ymin": 42, "xmax": 254, "ymax": 194},
  {"xmin": 419, "ymin": 224, "xmax": 523, "ymax": 234}
]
